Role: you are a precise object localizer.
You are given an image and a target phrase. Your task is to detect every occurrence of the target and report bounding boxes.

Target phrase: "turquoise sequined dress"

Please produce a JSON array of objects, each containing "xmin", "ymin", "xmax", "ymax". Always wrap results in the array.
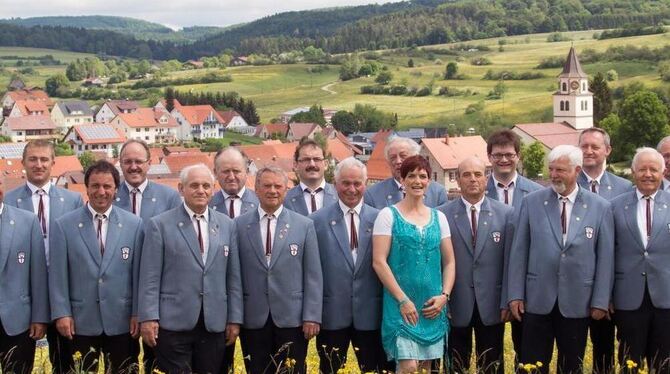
[{"xmin": 382, "ymin": 206, "xmax": 448, "ymax": 360}]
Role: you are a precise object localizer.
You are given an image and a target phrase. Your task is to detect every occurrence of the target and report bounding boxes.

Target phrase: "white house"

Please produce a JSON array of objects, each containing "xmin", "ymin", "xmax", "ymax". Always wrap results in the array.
[
  {"xmin": 95, "ymin": 100, "xmax": 139, "ymax": 123},
  {"xmin": 51, "ymin": 101, "xmax": 94, "ymax": 134},
  {"xmin": 63, "ymin": 124, "xmax": 126, "ymax": 157},
  {"xmin": 1, "ymin": 115, "xmax": 59, "ymax": 142},
  {"xmin": 171, "ymin": 104, "xmax": 226, "ymax": 141},
  {"xmin": 218, "ymin": 110, "xmax": 255, "ymax": 134},
  {"xmin": 111, "ymin": 107, "xmax": 178, "ymax": 144},
  {"xmin": 8, "ymin": 100, "xmax": 49, "ymax": 117}
]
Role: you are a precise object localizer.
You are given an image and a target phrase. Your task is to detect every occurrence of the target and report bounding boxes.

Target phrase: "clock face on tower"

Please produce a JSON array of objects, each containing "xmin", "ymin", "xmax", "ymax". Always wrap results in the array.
[{"xmin": 570, "ymin": 81, "xmax": 580, "ymax": 91}]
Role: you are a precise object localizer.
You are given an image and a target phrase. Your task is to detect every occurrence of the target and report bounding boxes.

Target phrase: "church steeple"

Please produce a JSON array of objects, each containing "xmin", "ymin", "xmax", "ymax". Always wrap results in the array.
[{"xmin": 553, "ymin": 47, "xmax": 593, "ymax": 129}]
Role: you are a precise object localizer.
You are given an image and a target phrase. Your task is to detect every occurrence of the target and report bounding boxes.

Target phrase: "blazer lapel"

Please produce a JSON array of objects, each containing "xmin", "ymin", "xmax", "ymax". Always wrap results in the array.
[
  {"xmin": 140, "ymin": 182, "xmax": 156, "ymax": 219},
  {"xmin": 240, "ymin": 190, "xmax": 257, "ymax": 215},
  {"xmin": 0, "ymin": 206, "xmax": 16, "ymax": 273},
  {"xmin": 288, "ymin": 187, "xmax": 309, "ymax": 216},
  {"xmin": 246, "ymin": 213, "xmax": 269, "ymax": 268},
  {"xmin": 79, "ymin": 209, "xmax": 102, "ymax": 267},
  {"xmin": 453, "ymin": 201, "xmax": 475, "ymax": 254},
  {"xmin": 204, "ymin": 212, "xmax": 221, "ymax": 271},
  {"xmin": 100, "ymin": 208, "xmax": 122, "ymax": 275},
  {"xmin": 176, "ymin": 207, "xmax": 205, "ymax": 268},
  {"xmin": 649, "ymin": 194, "xmax": 670, "ymax": 248},
  {"xmin": 330, "ymin": 207, "xmax": 355, "ymax": 271},
  {"xmin": 354, "ymin": 206, "xmax": 375, "ymax": 275},
  {"xmin": 49, "ymin": 187, "xmax": 64, "ymax": 228},
  {"xmin": 474, "ymin": 199, "xmax": 493, "ymax": 261},
  {"xmin": 269, "ymin": 210, "xmax": 289, "ymax": 269},
  {"xmin": 543, "ymin": 192, "xmax": 564, "ymax": 247},
  {"xmin": 485, "ymin": 178, "xmax": 498, "ymax": 201},
  {"xmin": 564, "ymin": 190, "xmax": 587, "ymax": 248},
  {"xmin": 324, "ymin": 184, "xmax": 339, "ymax": 206},
  {"xmin": 623, "ymin": 194, "xmax": 646, "ymax": 250}
]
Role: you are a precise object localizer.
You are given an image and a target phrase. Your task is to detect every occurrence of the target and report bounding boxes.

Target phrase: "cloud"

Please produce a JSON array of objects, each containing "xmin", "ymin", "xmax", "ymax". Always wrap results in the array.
[{"xmin": 1, "ymin": 0, "xmax": 400, "ymax": 28}]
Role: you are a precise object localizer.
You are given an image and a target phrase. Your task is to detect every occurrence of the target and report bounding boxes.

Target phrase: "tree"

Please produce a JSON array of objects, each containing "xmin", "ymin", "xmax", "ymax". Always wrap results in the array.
[
  {"xmin": 599, "ymin": 113, "xmax": 625, "ymax": 161},
  {"xmin": 606, "ymin": 69, "xmax": 618, "ymax": 82},
  {"xmin": 407, "ymin": 58, "xmax": 414, "ymax": 68},
  {"xmin": 618, "ymin": 90, "xmax": 669, "ymax": 158},
  {"xmin": 331, "ymin": 110, "xmax": 358, "ymax": 135},
  {"xmin": 445, "ymin": 62, "xmax": 458, "ymax": 79},
  {"xmin": 589, "ymin": 72, "xmax": 612, "ymax": 125},
  {"xmin": 521, "ymin": 141, "xmax": 545, "ymax": 178},
  {"xmin": 303, "ymin": 46, "xmax": 326, "ymax": 63},
  {"xmin": 339, "ymin": 54, "xmax": 360, "ymax": 81},
  {"xmin": 55, "ymin": 142, "xmax": 74, "ymax": 156},
  {"xmin": 45, "ymin": 74, "xmax": 70, "ymax": 96},
  {"xmin": 165, "ymin": 87, "xmax": 176, "ymax": 112},
  {"xmin": 290, "ymin": 104, "xmax": 326, "ymax": 125},
  {"xmin": 375, "ymin": 70, "xmax": 393, "ymax": 85},
  {"xmin": 66, "ymin": 59, "xmax": 86, "ymax": 81},
  {"xmin": 78, "ymin": 151, "xmax": 97, "ymax": 170}
]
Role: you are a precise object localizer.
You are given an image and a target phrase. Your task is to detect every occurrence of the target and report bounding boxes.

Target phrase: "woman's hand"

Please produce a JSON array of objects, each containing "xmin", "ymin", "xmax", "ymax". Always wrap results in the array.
[
  {"xmin": 422, "ymin": 294, "xmax": 447, "ymax": 319},
  {"xmin": 400, "ymin": 299, "xmax": 419, "ymax": 326}
]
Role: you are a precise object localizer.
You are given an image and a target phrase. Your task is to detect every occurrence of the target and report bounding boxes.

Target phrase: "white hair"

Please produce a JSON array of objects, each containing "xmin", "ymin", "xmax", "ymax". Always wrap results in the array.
[
  {"xmin": 548, "ymin": 145, "xmax": 583, "ymax": 168},
  {"xmin": 632, "ymin": 147, "xmax": 665, "ymax": 172},
  {"xmin": 179, "ymin": 163, "xmax": 215, "ymax": 184},
  {"xmin": 334, "ymin": 157, "xmax": 367, "ymax": 182},
  {"xmin": 657, "ymin": 136, "xmax": 670, "ymax": 152},
  {"xmin": 384, "ymin": 136, "xmax": 420, "ymax": 160},
  {"xmin": 255, "ymin": 166, "xmax": 288, "ymax": 187}
]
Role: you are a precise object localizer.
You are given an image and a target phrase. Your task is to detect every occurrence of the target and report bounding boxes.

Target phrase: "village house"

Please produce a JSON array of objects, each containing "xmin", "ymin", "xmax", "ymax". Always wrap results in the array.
[
  {"xmin": 171, "ymin": 104, "xmax": 226, "ymax": 141},
  {"xmin": 95, "ymin": 99, "xmax": 140, "ymax": 123},
  {"xmin": 111, "ymin": 107, "xmax": 178, "ymax": 144},
  {"xmin": 286, "ymin": 122, "xmax": 322, "ymax": 141},
  {"xmin": 63, "ymin": 123, "xmax": 126, "ymax": 157},
  {"xmin": 50, "ymin": 101, "xmax": 94, "ymax": 134},
  {"xmin": 217, "ymin": 110, "xmax": 254, "ymax": 134},
  {"xmin": 8, "ymin": 100, "xmax": 49, "ymax": 117},
  {"xmin": 254, "ymin": 123, "xmax": 289, "ymax": 139},
  {"xmin": 1, "ymin": 89, "xmax": 53, "ymax": 116},
  {"xmin": 420, "ymin": 135, "xmax": 491, "ymax": 191},
  {"xmin": 1, "ymin": 116, "xmax": 59, "ymax": 142}
]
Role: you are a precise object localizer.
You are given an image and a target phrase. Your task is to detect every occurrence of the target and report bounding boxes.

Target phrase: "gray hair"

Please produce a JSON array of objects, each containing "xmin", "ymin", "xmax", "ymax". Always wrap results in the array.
[
  {"xmin": 632, "ymin": 147, "xmax": 666, "ymax": 173},
  {"xmin": 657, "ymin": 136, "xmax": 670, "ymax": 152},
  {"xmin": 548, "ymin": 145, "xmax": 583, "ymax": 168},
  {"xmin": 334, "ymin": 157, "xmax": 367, "ymax": 182},
  {"xmin": 255, "ymin": 166, "xmax": 288, "ymax": 187},
  {"xmin": 384, "ymin": 136, "xmax": 420, "ymax": 160},
  {"xmin": 179, "ymin": 163, "xmax": 215, "ymax": 184},
  {"xmin": 214, "ymin": 147, "xmax": 248, "ymax": 171},
  {"xmin": 579, "ymin": 127, "xmax": 611, "ymax": 148}
]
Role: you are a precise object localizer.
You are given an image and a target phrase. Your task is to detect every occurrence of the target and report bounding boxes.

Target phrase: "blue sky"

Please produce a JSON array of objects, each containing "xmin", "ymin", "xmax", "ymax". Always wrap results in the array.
[{"xmin": 2, "ymin": 0, "xmax": 400, "ymax": 29}]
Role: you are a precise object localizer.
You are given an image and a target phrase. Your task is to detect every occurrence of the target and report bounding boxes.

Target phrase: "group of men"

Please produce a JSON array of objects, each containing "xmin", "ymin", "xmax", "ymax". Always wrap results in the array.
[{"xmin": 0, "ymin": 126, "xmax": 668, "ymax": 374}]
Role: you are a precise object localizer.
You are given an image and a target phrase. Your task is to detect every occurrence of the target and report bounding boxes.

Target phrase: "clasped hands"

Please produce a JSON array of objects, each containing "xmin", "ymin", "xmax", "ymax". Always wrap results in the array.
[{"xmin": 399, "ymin": 294, "xmax": 448, "ymax": 326}]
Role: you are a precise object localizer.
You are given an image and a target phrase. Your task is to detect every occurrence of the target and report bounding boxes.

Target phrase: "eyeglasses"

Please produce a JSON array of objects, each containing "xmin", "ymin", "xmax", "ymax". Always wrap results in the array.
[
  {"xmin": 121, "ymin": 159, "xmax": 148, "ymax": 166},
  {"xmin": 298, "ymin": 157, "xmax": 325, "ymax": 164},
  {"xmin": 490, "ymin": 153, "xmax": 518, "ymax": 160}
]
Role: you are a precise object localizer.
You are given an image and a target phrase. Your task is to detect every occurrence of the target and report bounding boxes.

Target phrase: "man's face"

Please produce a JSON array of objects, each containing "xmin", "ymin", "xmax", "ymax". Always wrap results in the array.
[
  {"xmin": 387, "ymin": 142, "xmax": 414, "ymax": 180},
  {"xmin": 457, "ymin": 159, "xmax": 487, "ymax": 201},
  {"xmin": 22, "ymin": 146, "xmax": 55, "ymax": 187},
  {"xmin": 579, "ymin": 132, "xmax": 611, "ymax": 170},
  {"xmin": 87, "ymin": 172, "xmax": 117, "ymax": 213},
  {"xmin": 634, "ymin": 153, "xmax": 663, "ymax": 196},
  {"xmin": 215, "ymin": 153, "xmax": 247, "ymax": 195},
  {"xmin": 488, "ymin": 144, "xmax": 518, "ymax": 177},
  {"xmin": 256, "ymin": 172, "xmax": 287, "ymax": 212},
  {"xmin": 335, "ymin": 167, "xmax": 366, "ymax": 208},
  {"xmin": 119, "ymin": 143, "xmax": 150, "ymax": 188},
  {"xmin": 294, "ymin": 145, "xmax": 326, "ymax": 185},
  {"xmin": 179, "ymin": 168, "xmax": 214, "ymax": 214},
  {"xmin": 659, "ymin": 141, "xmax": 670, "ymax": 179},
  {"xmin": 548, "ymin": 156, "xmax": 580, "ymax": 195}
]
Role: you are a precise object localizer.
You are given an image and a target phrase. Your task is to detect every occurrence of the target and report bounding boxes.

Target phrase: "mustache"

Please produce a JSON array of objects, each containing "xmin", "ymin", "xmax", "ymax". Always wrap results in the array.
[{"xmin": 305, "ymin": 166, "xmax": 320, "ymax": 172}]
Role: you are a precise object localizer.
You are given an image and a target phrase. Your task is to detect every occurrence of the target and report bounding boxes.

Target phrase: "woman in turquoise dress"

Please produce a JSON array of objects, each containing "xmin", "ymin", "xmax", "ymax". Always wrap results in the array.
[{"xmin": 372, "ymin": 155, "xmax": 456, "ymax": 373}]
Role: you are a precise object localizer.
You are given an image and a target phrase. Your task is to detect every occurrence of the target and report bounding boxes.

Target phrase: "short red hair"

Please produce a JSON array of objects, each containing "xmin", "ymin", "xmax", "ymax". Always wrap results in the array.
[{"xmin": 400, "ymin": 155, "xmax": 431, "ymax": 179}]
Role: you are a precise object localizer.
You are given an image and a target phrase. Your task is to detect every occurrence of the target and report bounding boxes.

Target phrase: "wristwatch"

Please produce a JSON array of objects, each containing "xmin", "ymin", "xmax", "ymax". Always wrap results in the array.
[{"xmin": 441, "ymin": 292, "xmax": 450, "ymax": 301}]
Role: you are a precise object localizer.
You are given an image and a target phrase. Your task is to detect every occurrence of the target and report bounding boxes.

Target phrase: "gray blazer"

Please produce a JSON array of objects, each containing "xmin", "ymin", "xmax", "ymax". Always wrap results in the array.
[
  {"xmin": 577, "ymin": 171, "xmax": 632, "ymax": 201},
  {"xmin": 485, "ymin": 174, "xmax": 542, "ymax": 216},
  {"xmin": 210, "ymin": 189, "xmax": 259, "ymax": 217},
  {"xmin": 438, "ymin": 198, "xmax": 514, "ymax": 327},
  {"xmin": 0, "ymin": 205, "xmax": 49, "ymax": 336},
  {"xmin": 138, "ymin": 206, "xmax": 242, "ymax": 332},
  {"xmin": 114, "ymin": 181, "xmax": 182, "ymax": 221},
  {"xmin": 611, "ymin": 190, "xmax": 670, "ymax": 310},
  {"xmin": 310, "ymin": 202, "xmax": 381, "ymax": 331},
  {"xmin": 235, "ymin": 207, "xmax": 322, "ymax": 329},
  {"xmin": 507, "ymin": 187, "xmax": 614, "ymax": 318},
  {"xmin": 49, "ymin": 206, "xmax": 144, "ymax": 336},
  {"xmin": 284, "ymin": 183, "xmax": 338, "ymax": 216},
  {"xmin": 5, "ymin": 183, "xmax": 84, "ymax": 231},
  {"xmin": 364, "ymin": 177, "xmax": 448, "ymax": 209}
]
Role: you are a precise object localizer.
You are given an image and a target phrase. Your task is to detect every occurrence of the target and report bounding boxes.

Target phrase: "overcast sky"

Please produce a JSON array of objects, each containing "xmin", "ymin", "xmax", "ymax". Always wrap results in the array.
[{"xmin": 2, "ymin": 0, "xmax": 400, "ymax": 29}]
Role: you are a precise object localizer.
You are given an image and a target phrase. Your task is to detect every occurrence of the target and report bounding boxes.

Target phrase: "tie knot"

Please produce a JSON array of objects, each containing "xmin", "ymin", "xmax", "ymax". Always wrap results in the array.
[
  {"xmin": 644, "ymin": 195, "xmax": 653, "ymax": 201},
  {"xmin": 349, "ymin": 209, "xmax": 357, "ymax": 215},
  {"xmin": 131, "ymin": 188, "xmax": 139, "ymax": 194},
  {"xmin": 229, "ymin": 195, "xmax": 239, "ymax": 200},
  {"xmin": 497, "ymin": 182, "xmax": 513, "ymax": 190},
  {"xmin": 95, "ymin": 213, "xmax": 106, "ymax": 221},
  {"xmin": 36, "ymin": 189, "xmax": 45, "ymax": 196},
  {"xmin": 193, "ymin": 214, "xmax": 204, "ymax": 220},
  {"xmin": 265, "ymin": 213, "xmax": 275, "ymax": 220},
  {"xmin": 560, "ymin": 197, "xmax": 569, "ymax": 203},
  {"xmin": 305, "ymin": 187, "xmax": 323, "ymax": 195},
  {"xmin": 470, "ymin": 205, "xmax": 477, "ymax": 212},
  {"xmin": 590, "ymin": 180, "xmax": 598, "ymax": 186}
]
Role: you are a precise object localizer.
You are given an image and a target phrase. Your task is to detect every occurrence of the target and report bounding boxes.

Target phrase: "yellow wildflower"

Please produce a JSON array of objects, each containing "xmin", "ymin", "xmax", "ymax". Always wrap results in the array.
[
  {"xmin": 536, "ymin": 361, "xmax": 543, "ymax": 368},
  {"xmin": 152, "ymin": 369, "xmax": 166, "ymax": 374},
  {"xmin": 626, "ymin": 359, "xmax": 638, "ymax": 369},
  {"xmin": 72, "ymin": 351, "xmax": 82, "ymax": 361}
]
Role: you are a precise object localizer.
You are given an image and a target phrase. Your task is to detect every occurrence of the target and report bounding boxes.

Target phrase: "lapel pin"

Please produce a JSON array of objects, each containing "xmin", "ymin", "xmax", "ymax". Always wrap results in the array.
[
  {"xmin": 583, "ymin": 204, "xmax": 587, "ymax": 209},
  {"xmin": 331, "ymin": 220, "xmax": 336, "ymax": 225},
  {"xmin": 291, "ymin": 198, "xmax": 296, "ymax": 202},
  {"xmin": 213, "ymin": 206, "xmax": 217, "ymax": 210},
  {"xmin": 9, "ymin": 220, "xmax": 14, "ymax": 225},
  {"xmin": 115, "ymin": 197, "xmax": 121, "ymax": 202},
  {"xmin": 152, "ymin": 198, "xmax": 156, "ymax": 202},
  {"xmin": 367, "ymin": 228, "xmax": 372, "ymax": 233},
  {"xmin": 290, "ymin": 243, "xmax": 299, "ymax": 256},
  {"xmin": 454, "ymin": 214, "xmax": 459, "ymax": 219},
  {"xmin": 387, "ymin": 195, "xmax": 392, "ymax": 200},
  {"xmin": 178, "ymin": 222, "xmax": 184, "ymax": 227},
  {"xmin": 78, "ymin": 223, "xmax": 83, "ymax": 228},
  {"xmin": 17, "ymin": 251, "xmax": 25, "ymax": 264},
  {"xmin": 118, "ymin": 223, "xmax": 122, "ymax": 227},
  {"xmin": 483, "ymin": 221, "xmax": 488, "ymax": 225},
  {"xmin": 60, "ymin": 197, "xmax": 64, "ymax": 202},
  {"xmin": 544, "ymin": 201, "xmax": 548, "ymax": 205},
  {"xmin": 16, "ymin": 198, "xmax": 21, "ymax": 203},
  {"xmin": 250, "ymin": 203, "xmax": 255, "ymax": 207},
  {"xmin": 575, "ymin": 217, "xmax": 581, "ymax": 221},
  {"xmin": 286, "ymin": 224, "xmax": 290, "ymax": 228},
  {"xmin": 664, "ymin": 204, "xmax": 668, "ymax": 209},
  {"xmin": 121, "ymin": 247, "xmax": 130, "ymax": 260},
  {"xmin": 585, "ymin": 226, "xmax": 594, "ymax": 239},
  {"xmin": 488, "ymin": 212, "xmax": 493, "ymax": 217},
  {"xmin": 492, "ymin": 232, "xmax": 501, "ymax": 242},
  {"xmin": 624, "ymin": 205, "xmax": 629, "ymax": 210},
  {"xmin": 224, "ymin": 245, "xmax": 229, "ymax": 257}
]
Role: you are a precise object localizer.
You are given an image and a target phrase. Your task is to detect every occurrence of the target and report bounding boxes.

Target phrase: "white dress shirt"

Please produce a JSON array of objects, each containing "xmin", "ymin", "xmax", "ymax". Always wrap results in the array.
[
  {"xmin": 87, "ymin": 203, "xmax": 113, "ymax": 251},
  {"xmin": 583, "ymin": 169, "xmax": 605, "ymax": 194},
  {"xmin": 636, "ymin": 189, "xmax": 657, "ymax": 248},
  {"xmin": 221, "ymin": 186, "xmax": 247, "ymax": 217},
  {"xmin": 339, "ymin": 200, "xmax": 362, "ymax": 263},
  {"xmin": 301, "ymin": 180, "xmax": 326, "ymax": 214},
  {"xmin": 557, "ymin": 187, "xmax": 579, "ymax": 245},
  {"xmin": 125, "ymin": 179, "xmax": 148, "ymax": 216},
  {"xmin": 259, "ymin": 205, "xmax": 283, "ymax": 265},
  {"xmin": 184, "ymin": 203, "xmax": 210, "ymax": 264},
  {"xmin": 27, "ymin": 181, "xmax": 51, "ymax": 262},
  {"xmin": 493, "ymin": 173, "xmax": 518, "ymax": 205},
  {"xmin": 461, "ymin": 196, "xmax": 484, "ymax": 232}
]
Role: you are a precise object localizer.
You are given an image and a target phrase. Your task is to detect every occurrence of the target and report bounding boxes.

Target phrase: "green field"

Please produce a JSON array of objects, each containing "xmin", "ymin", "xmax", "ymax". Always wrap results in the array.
[{"xmin": 2, "ymin": 29, "xmax": 670, "ymax": 130}]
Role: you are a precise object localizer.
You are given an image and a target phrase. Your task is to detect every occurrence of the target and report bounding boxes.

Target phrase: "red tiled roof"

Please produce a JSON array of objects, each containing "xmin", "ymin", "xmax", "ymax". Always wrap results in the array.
[
  {"xmin": 366, "ymin": 140, "xmax": 392, "ymax": 181},
  {"xmin": 513, "ymin": 122, "xmax": 581, "ymax": 149},
  {"xmin": 176, "ymin": 105, "xmax": 224, "ymax": 126},
  {"xmin": 6, "ymin": 89, "xmax": 53, "ymax": 107},
  {"xmin": 52, "ymin": 156, "xmax": 83, "ymax": 177},
  {"xmin": 254, "ymin": 123, "xmax": 288, "ymax": 137},
  {"xmin": 149, "ymin": 148, "xmax": 165, "ymax": 164},
  {"xmin": 0, "ymin": 158, "xmax": 25, "ymax": 179},
  {"xmin": 217, "ymin": 110, "xmax": 241, "ymax": 126},
  {"xmin": 240, "ymin": 142, "xmax": 298, "ymax": 174},
  {"xmin": 162, "ymin": 153, "xmax": 214, "ymax": 174},
  {"xmin": 163, "ymin": 146, "xmax": 202, "ymax": 154},
  {"xmin": 5, "ymin": 115, "xmax": 56, "ymax": 130},
  {"xmin": 288, "ymin": 123, "xmax": 320, "ymax": 140},
  {"xmin": 327, "ymin": 137, "xmax": 354, "ymax": 162},
  {"xmin": 371, "ymin": 129, "xmax": 393, "ymax": 143},
  {"xmin": 115, "ymin": 108, "xmax": 178, "ymax": 128},
  {"xmin": 421, "ymin": 136, "xmax": 491, "ymax": 170},
  {"xmin": 13, "ymin": 100, "xmax": 48, "ymax": 115}
]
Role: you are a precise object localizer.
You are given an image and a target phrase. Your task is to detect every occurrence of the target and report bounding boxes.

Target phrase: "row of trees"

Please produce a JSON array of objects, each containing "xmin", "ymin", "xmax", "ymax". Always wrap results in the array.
[{"xmin": 166, "ymin": 88, "xmax": 260, "ymax": 125}]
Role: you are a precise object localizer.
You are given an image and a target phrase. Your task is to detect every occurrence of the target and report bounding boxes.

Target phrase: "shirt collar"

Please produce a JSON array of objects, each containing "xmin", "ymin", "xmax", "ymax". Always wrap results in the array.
[
  {"xmin": 183, "ymin": 202, "xmax": 209, "ymax": 222},
  {"xmin": 492, "ymin": 173, "xmax": 517, "ymax": 188},
  {"xmin": 27, "ymin": 181, "xmax": 51, "ymax": 195},
  {"xmin": 557, "ymin": 186, "xmax": 579, "ymax": 203},
  {"xmin": 87, "ymin": 203, "xmax": 113, "ymax": 219},
  {"xmin": 461, "ymin": 196, "xmax": 485, "ymax": 211},
  {"xmin": 125, "ymin": 179, "xmax": 148, "ymax": 194},
  {"xmin": 0, "ymin": 203, "xmax": 4, "ymax": 216},
  {"xmin": 636, "ymin": 189, "xmax": 658, "ymax": 201},
  {"xmin": 222, "ymin": 186, "xmax": 246, "ymax": 200},
  {"xmin": 583, "ymin": 169, "xmax": 605, "ymax": 184},
  {"xmin": 300, "ymin": 180, "xmax": 326, "ymax": 193},
  {"xmin": 259, "ymin": 205, "xmax": 283, "ymax": 219},
  {"xmin": 339, "ymin": 199, "xmax": 363, "ymax": 216},
  {"xmin": 393, "ymin": 178, "xmax": 403, "ymax": 190}
]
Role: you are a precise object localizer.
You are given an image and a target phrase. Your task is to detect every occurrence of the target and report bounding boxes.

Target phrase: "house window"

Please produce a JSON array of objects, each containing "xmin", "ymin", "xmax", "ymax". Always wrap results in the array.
[
  {"xmin": 582, "ymin": 82, "xmax": 586, "ymax": 91},
  {"xmin": 581, "ymin": 101, "xmax": 584, "ymax": 111},
  {"xmin": 136, "ymin": 128, "xmax": 141, "ymax": 132},
  {"xmin": 145, "ymin": 136, "xmax": 150, "ymax": 141},
  {"xmin": 78, "ymin": 145, "xmax": 82, "ymax": 151},
  {"xmin": 565, "ymin": 101, "xmax": 569, "ymax": 111},
  {"xmin": 433, "ymin": 172, "xmax": 437, "ymax": 181},
  {"xmin": 145, "ymin": 128, "xmax": 150, "ymax": 132},
  {"xmin": 560, "ymin": 101, "xmax": 564, "ymax": 111},
  {"xmin": 449, "ymin": 171, "xmax": 456, "ymax": 182},
  {"xmin": 585, "ymin": 101, "xmax": 588, "ymax": 111},
  {"xmin": 562, "ymin": 82, "xmax": 567, "ymax": 91}
]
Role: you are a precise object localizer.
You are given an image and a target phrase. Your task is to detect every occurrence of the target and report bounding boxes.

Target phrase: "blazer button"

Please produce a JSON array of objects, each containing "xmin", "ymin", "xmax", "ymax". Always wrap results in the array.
[
  {"xmin": 644, "ymin": 251, "xmax": 649, "ymax": 256},
  {"xmin": 96, "ymin": 299, "xmax": 100, "ymax": 303},
  {"xmin": 642, "ymin": 272, "xmax": 647, "ymax": 276},
  {"xmin": 561, "ymin": 254, "xmax": 566, "ymax": 258},
  {"xmin": 98, "ymin": 278, "xmax": 103, "ymax": 284},
  {"xmin": 199, "ymin": 292, "xmax": 204, "ymax": 296}
]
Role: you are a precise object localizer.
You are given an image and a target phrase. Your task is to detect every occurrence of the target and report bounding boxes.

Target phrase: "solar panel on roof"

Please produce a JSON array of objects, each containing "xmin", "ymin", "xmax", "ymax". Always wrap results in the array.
[
  {"xmin": 79, "ymin": 126, "xmax": 119, "ymax": 139},
  {"xmin": 0, "ymin": 143, "xmax": 27, "ymax": 159}
]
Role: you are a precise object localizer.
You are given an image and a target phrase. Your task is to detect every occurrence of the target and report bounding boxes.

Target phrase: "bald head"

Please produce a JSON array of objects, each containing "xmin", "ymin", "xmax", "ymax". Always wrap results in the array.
[
  {"xmin": 457, "ymin": 157, "xmax": 488, "ymax": 203},
  {"xmin": 214, "ymin": 147, "xmax": 249, "ymax": 195}
]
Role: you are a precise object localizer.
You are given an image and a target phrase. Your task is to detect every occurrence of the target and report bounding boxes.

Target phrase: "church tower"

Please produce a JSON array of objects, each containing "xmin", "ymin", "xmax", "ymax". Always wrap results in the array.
[{"xmin": 552, "ymin": 47, "xmax": 593, "ymax": 129}]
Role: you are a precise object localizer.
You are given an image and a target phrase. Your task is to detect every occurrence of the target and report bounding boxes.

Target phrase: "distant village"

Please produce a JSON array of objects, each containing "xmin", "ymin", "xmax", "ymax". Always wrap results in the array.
[{"xmin": 0, "ymin": 47, "xmax": 592, "ymax": 201}]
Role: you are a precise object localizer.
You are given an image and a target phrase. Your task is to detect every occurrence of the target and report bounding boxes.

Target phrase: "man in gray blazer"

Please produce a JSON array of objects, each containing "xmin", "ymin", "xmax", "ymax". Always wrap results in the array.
[
  {"xmin": 438, "ymin": 157, "xmax": 513, "ymax": 374},
  {"xmin": 284, "ymin": 139, "xmax": 338, "ymax": 215},
  {"xmin": 577, "ymin": 127, "xmax": 632, "ymax": 374},
  {"xmin": 310, "ymin": 157, "xmax": 389, "ymax": 373},
  {"xmin": 4, "ymin": 140, "xmax": 83, "ymax": 374},
  {"xmin": 485, "ymin": 129, "xmax": 541, "ymax": 364},
  {"xmin": 236, "ymin": 166, "xmax": 322, "ymax": 374},
  {"xmin": 139, "ymin": 164, "xmax": 242, "ymax": 374},
  {"xmin": 610, "ymin": 148, "xmax": 670, "ymax": 373},
  {"xmin": 114, "ymin": 139, "xmax": 182, "ymax": 221},
  {"xmin": 49, "ymin": 160, "xmax": 144, "ymax": 373},
  {"xmin": 0, "ymin": 176, "xmax": 49, "ymax": 374},
  {"xmin": 211, "ymin": 147, "xmax": 259, "ymax": 218},
  {"xmin": 507, "ymin": 145, "xmax": 614, "ymax": 374},
  {"xmin": 364, "ymin": 136, "xmax": 447, "ymax": 209},
  {"xmin": 656, "ymin": 136, "xmax": 670, "ymax": 191}
]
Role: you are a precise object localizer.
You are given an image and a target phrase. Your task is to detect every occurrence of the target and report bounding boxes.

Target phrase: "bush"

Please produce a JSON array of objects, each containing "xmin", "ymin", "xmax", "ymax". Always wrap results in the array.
[
  {"xmin": 536, "ymin": 56, "xmax": 565, "ymax": 69},
  {"xmin": 483, "ymin": 70, "xmax": 545, "ymax": 80},
  {"xmin": 465, "ymin": 101, "xmax": 484, "ymax": 114},
  {"xmin": 471, "ymin": 57, "xmax": 492, "ymax": 66},
  {"xmin": 547, "ymin": 33, "xmax": 571, "ymax": 42},
  {"xmin": 390, "ymin": 85, "xmax": 408, "ymax": 95},
  {"xmin": 416, "ymin": 87, "xmax": 432, "ymax": 96},
  {"xmin": 131, "ymin": 72, "xmax": 233, "ymax": 89},
  {"xmin": 606, "ymin": 69, "xmax": 619, "ymax": 82}
]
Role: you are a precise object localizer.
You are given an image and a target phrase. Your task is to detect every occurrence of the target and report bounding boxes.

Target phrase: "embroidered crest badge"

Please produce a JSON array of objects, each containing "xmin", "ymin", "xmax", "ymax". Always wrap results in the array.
[
  {"xmin": 290, "ymin": 244, "xmax": 299, "ymax": 256},
  {"xmin": 121, "ymin": 247, "xmax": 130, "ymax": 260},
  {"xmin": 224, "ymin": 245, "xmax": 229, "ymax": 257},
  {"xmin": 585, "ymin": 227, "xmax": 594, "ymax": 239},
  {"xmin": 17, "ymin": 251, "xmax": 25, "ymax": 264},
  {"xmin": 492, "ymin": 232, "xmax": 501, "ymax": 243}
]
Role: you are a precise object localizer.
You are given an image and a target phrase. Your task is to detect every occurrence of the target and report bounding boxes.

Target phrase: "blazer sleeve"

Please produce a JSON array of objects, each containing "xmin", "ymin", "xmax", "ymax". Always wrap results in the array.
[
  {"xmin": 435, "ymin": 184, "xmax": 448, "ymax": 206},
  {"xmin": 131, "ymin": 219, "xmax": 145, "ymax": 317},
  {"xmin": 74, "ymin": 194, "xmax": 85, "ymax": 209},
  {"xmin": 302, "ymin": 220, "xmax": 323, "ymax": 323},
  {"xmin": 226, "ymin": 221, "xmax": 243, "ymax": 324},
  {"xmin": 48, "ymin": 219, "xmax": 71, "ymax": 321},
  {"xmin": 500, "ymin": 208, "xmax": 515, "ymax": 310},
  {"xmin": 168, "ymin": 190, "xmax": 183, "ymax": 210},
  {"xmin": 591, "ymin": 203, "xmax": 615, "ymax": 310},
  {"xmin": 507, "ymin": 197, "xmax": 531, "ymax": 304},
  {"xmin": 29, "ymin": 216, "xmax": 49, "ymax": 324},
  {"xmin": 138, "ymin": 218, "xmax": 164, "ymax": 323}
]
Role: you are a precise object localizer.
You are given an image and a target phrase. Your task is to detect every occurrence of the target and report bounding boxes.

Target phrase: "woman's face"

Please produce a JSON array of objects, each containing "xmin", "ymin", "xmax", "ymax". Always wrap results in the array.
[{"xmin": 401, "ymin": 168, "xmax": 429, "ymax": 198}]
